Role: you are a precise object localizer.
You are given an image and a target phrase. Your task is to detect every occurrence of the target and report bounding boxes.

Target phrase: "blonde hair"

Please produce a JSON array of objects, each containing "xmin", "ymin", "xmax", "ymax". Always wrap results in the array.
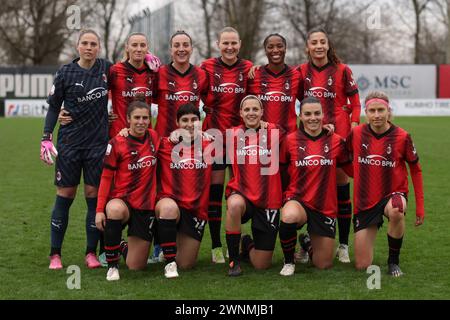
[
  {"xmin": 122, "ymin": 32, "xmax": 149, "ymax": 61},
  {"xmin": 218, "ymin": 26, "xmax": 240, "ymax": 41},
  {"xmin": 364, "ymin": 91, "xmax": 390, "ymax": 105},
  {"xmin": 364, "ymin": 91, "xmax": 392, "ymax": 120}
]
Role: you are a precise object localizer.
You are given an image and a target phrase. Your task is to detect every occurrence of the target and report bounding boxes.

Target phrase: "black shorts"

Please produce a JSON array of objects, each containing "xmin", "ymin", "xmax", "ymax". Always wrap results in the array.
[
  {"xmin": 285, "ymin": 199, "xmax": 336, "ymax": 239},
  {"xmin": 240, "ymin": 197, "xmax": 280, "ymax": 251},
  {"xmin": 353, "ymin": 193, "xmax": 407, "ymax": 233},
  {"xmin": 303, "ymin": 204, "xmax": 336, "ymax": 239},
  {"xmin": 178, "ymin": 208, "xmax": 207, "ymax": 242},
  {"xmin": 55, "ymin": 145, "xmax": 106, "ymax": 187},
  {"xmin": 125, "ymin": 204, "xmax": 156, "ymax": 242}
]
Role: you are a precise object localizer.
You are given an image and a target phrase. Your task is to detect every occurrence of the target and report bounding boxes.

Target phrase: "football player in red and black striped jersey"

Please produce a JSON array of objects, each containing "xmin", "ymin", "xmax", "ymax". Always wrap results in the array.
[
  {"xmin": 201, "ymin": 27, "xmax": 253, "ymax": 263},
  {"xmin": 153, "ymin": 31, "xmax": 208, "ymax": 137},
  {"xmin": 225, "ymin": 95, "xmax": 284, "ymax": 276},
  {"xmin": 248, "ymin": 33, "xmax": 303, "ymax": 134},
  {"xmin": 278, "ymin": 97, "xmax": 351, "ymax": 276},
  {"xmin": 155, "ymin": 103, "xmax": 215, "ymax": 278},
  {"xmin": 108, "ymin": 33, "xmax": 157, "ymax": 138},
  {"xmin": 346, "ymin": 91, "xmax": 425, "ymax": 277},
  {"xmin": 299, "ymin": 28, "xmax": 361, "ymax": 262},
  {"xmin": 95, "ymin": 101, "xmax": 160, "ymax": 281}
]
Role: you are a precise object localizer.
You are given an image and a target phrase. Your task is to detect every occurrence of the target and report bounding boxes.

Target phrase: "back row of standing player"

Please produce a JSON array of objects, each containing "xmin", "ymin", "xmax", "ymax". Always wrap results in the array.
[
  {"xmin": 41, "ymin": 26, "xmax": 422, "ymax": 276},
  {"xmin": 139, "ymin": 26, "xmax": 360, "ymax": 264},
  {"xmin": 41, "ymin": 26, "xmax": 360, "ymax": 269}
]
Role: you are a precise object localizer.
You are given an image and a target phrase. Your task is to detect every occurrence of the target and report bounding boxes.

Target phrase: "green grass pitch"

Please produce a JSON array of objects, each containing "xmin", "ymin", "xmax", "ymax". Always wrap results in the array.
[{"xmin": 0, "ymin": 117, "xmax": 449, "ymax": 300}]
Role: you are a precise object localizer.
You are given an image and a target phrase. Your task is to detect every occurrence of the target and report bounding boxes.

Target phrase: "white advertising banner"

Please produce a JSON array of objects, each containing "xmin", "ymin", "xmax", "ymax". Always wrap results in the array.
[
  {"xmin": 390, "ymin": 99, "xmax": 450, "ymax": 116},
  {"xmin": 4, "ymin": 99, "xmax": 49, "ymax": 117},
  {"xmin": 350, "ymin": 65, "xmax": 437, "ymax": 99},
  {"xmin": 360, "ymin": 99, "xmax": 450, "ymax": 116}
]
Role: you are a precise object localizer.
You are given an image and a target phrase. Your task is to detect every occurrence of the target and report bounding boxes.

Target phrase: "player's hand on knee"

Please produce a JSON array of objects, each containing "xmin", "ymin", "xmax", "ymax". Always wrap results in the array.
[
  {"xmin": 58, "ymin": 108, "xmax": 72, "ymax": 125},
  {"xmin": 40, "ymin": 133, "xmax": 58, "ymax": 165},
  {"xmin": 145, "ymin": 51, "xmax": 162, "ymax": 72},
  {"xmin": 95, "ymin": 212, "xmax": 106, "ymax": 231}
]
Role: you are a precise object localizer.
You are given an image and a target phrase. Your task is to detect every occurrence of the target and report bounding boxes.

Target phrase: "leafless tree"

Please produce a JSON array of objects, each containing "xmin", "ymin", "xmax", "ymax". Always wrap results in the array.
[
  {"xmin": 411, "ymin": 0, "xmax": 433, "ymax": 63},
  {"xmin": 191, "ymin": 0, "xmax": 268, "ymax": 61},
  {"xmin": 0, "ymin": 0, "xmax": 79, "ymax": 65},
  {"xmin": 90, "ymin": 0, "xmax": 130, "ymax": 63},
  {"xmin": 198, "ymin": 0, "xmax": 221, "ymax": 59}
]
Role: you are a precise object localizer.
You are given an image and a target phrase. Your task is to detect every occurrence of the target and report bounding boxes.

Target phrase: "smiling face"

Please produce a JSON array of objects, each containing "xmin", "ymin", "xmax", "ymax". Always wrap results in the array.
[
  {"xmin": 177, "ymin": 113, "xmax": 200, "ymax": 140},
  {"xmin": 77, "ymin": 32, "xmax": 100, "ymax": 63},
  {"xmin": 306, "ymin": 32, "xmax": 329, "ymax": 64},
  {"xmin": 217, "ymin": 31, "xmax": 241, "ymax": 65},
  {"xmin": 128, "ymin": 107, "xmax": 151, "ymax": 137},
  {"xmin": 240, "ymin": 98, "xmax": 263, "ymax": 129},
  {"xmin": 265, "ymin": 35, "xmax": 286, "ymax": 66},
  {"xmin": 171, "ymin": 34, "xmax": 193, "ymax": 66},
  {"xmin": 300, "ymin": 102, "xmax": 323, "ymax": 135},
  {"xmin": 126, "ymin": 34, "xmax": 148, "ymax": 64}
]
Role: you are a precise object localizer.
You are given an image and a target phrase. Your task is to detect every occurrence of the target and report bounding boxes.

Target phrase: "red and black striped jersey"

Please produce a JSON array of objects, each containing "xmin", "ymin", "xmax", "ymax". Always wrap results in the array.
[
  {"xmin": 157, "ymin": 137, "xmax": 214, "ymax": 220},
  {"xmin": 154, "ymin": 64, "xmax": 208, "ymax": 137},
  {"xmin": 108, "ymin": 61, "xmax": 156, "ymax": 138},
  {"xmin": 247, "ymin": 65, "xmax": 302, "ymax": 134},
  {"xmin": 101, "ymin": 129, "xmax": 160, "ymax": 210},
  {"xmin": 280, "ymin": 128, "xmax": 350, "ymax": 217},
  {"xmin": 298, "ymin": 62, "xmax": 360, "ymax": 138},
  {"xmin": 347, "ymin": 123, "xmax": 420, "ymax": 214},
  {"xmin": 201, "ymin": 57, "xmax": 253, "ymax": 133},
  {"xmin": 225, "ymin": 123, "xmax": 283, "ymax": 209}
]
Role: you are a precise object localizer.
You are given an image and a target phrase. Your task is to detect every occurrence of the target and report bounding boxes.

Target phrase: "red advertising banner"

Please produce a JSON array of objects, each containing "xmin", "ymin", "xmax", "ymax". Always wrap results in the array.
[{"xmin": 439, "ymin": 65, "xmax": 450, "ymax": 98}]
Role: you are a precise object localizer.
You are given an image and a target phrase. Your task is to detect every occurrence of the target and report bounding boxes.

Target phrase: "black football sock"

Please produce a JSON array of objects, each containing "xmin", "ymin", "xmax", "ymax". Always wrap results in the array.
[
  {"xmin": 49, "ymin": 195, "xmax": 74, "ymax": 256},
  {"xmin": 279, "ymin": 222, "xmax": 298, "ymax": 264},
  {"xmin": 104, "ymin": 219, "xmax": 122, "ymax": 268},
  {"xmin": 85, "ymin": 197, "xmax": 100, "ymax": 255},
  {"xmin": 208, "ymin": 184, "xmax": 224, "ymax": 249},
  {"xmin": 226, "ymin": 231, "xmax": 241, "ymax": 264},
  {"xmin": 337, "ymin": 184, "xmax": 352, "ymax": 245},
  {"xmin": 387, "ymin": 234, "xmax": 403, "ymax": 265},
  {"xmin": 159, "ymin": 219, "xmax": 177, "ymax": 263}
]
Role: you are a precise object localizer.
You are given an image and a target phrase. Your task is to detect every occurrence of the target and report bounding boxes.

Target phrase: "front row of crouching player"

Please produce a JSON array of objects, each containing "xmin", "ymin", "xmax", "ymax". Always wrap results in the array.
[
  {"xmin": 95, "ymin": 91, "xmax": 425, "ymax": 280},
  {"xmin": 278, "ymin": 92, "xmax": 424, "ymax": 277}
]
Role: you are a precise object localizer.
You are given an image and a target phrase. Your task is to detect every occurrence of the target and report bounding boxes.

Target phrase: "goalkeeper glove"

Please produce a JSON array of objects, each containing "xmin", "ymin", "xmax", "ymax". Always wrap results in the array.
[
  {"xmin": 145, "ymin": 52, "xmax": 162, "ymax": 72},
  {"xmin": 40, "ymin": 133, "xmax": 58, "ymax": 165}
]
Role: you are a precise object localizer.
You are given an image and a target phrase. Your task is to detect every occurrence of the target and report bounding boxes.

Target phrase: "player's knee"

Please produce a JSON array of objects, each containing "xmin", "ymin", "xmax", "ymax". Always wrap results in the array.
[
  {"xmin": 252, "ymin": 259, "xmax": 271, "ymax": 270},
  {"xmin": 178, "ymin": 260, "xmax": 196, "ymax": 270},
  {"xmin": 84, "ymin": 188, "xmax": 97, "ymax": 198},
  {"xmin": 388, "ymin": 209, "xmax": 405, "ymax": 224},
  {"xmin": 227, "ymin": 201, "xmax": 244, "ymax": 219},
  {"xmin": 355, "ymin": 259, "xmax": 371, "ymax": 271},
  {"xmin": 281, "ymin": 210, "xmax": 300, "ymax": 224},
  {"xmin": 313, "ymin": 259, "xmax": 333, "ymax": 270},
  {"xmin": 158, "ymin": 204, "xmax": 179, "ymax": 219},
  {"xmin": 127, "ymin": 260, "xmax": 146, "ymax": 271},
  {"xmin": 106, "ymin": 205, "xmax": 126, "ymax": 220}
]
